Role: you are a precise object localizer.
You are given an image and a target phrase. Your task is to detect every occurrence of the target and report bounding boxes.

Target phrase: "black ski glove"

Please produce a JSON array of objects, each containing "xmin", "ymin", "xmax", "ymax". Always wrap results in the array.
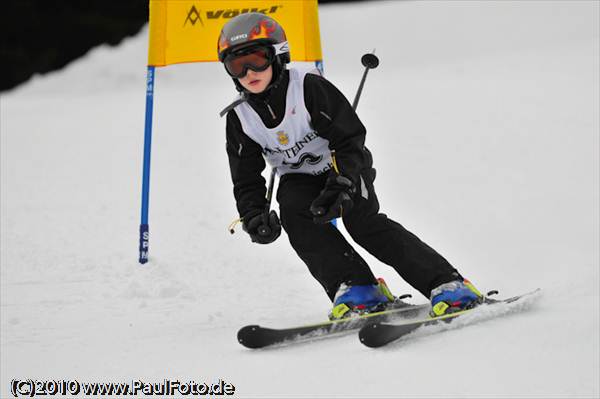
[
  {"xmin": 242, "ymin": 209, "xmax": 281, "ymax": 244},
  {"xmin": 309, "ymin": 174, "xmax": 356, "ymax": 224}
]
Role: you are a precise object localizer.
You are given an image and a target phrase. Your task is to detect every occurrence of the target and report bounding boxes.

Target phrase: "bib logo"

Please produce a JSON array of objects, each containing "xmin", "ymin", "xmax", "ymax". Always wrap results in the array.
[
  {"xmin": 282, "ymin": 153, "xmax": 323, "ymax": 170},
  {"xmin": 276, "ymin": 131, "xmax": 289, "ymax": 145}
]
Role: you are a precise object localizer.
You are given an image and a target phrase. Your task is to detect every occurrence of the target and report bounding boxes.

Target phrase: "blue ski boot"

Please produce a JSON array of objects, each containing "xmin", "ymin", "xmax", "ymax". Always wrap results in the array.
[
  {"xmin": 329, "ymin": 278, "xmax": 395, "ymax": 320},
  {"xmin": 430, "ymin": 279, "xmax": 483, "ymax": 317}
]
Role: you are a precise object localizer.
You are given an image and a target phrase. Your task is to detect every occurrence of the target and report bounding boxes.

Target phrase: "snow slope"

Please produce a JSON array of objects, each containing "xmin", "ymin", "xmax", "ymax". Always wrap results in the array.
[{"xmin": 1, "ymin": 1, "xmax": 598, "ymax": 397}]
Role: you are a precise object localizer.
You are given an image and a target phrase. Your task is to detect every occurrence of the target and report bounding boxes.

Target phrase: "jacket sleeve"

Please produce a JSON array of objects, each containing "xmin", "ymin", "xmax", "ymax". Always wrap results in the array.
[
  {"xmin": 303, "ymin": 73, "xmax": 369, "ymax": 185},
  {"xmin": 225, "ymin": 110, "xmax": 267, "ymax": 218}
]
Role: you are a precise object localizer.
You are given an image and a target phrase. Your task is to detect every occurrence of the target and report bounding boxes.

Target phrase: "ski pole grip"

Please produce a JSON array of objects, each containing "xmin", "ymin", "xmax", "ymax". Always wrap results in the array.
[
  {"xmin": 258, "ymin": 224, "xmax": 272, "ymax": 236},
  {"xmin": 258, "ymin": 208, "xmax": 272, "ymax": 237}
]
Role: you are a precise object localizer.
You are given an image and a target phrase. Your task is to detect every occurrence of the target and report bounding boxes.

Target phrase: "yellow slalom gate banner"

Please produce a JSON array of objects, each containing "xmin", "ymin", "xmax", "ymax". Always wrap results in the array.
[{"xmin": 148, "ymin": 0, "xmax": 323, "ymax": 66}]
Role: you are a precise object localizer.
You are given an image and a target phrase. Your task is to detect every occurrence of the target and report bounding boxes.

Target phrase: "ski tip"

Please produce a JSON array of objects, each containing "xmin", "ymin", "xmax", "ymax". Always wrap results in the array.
[
  {"xmin": 237, "ymin": 325, "xmax": 264, "ymax": 349},
  {"xmin": 358, "ymin": 322, "xmax": 386, "ymax": 348}
]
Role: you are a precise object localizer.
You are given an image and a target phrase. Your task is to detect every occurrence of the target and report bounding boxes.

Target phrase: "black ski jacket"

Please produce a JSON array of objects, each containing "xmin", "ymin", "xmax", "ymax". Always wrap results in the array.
[{"xmin": 225, "ymin": 69, "xmax": 372, "ymax": 219}]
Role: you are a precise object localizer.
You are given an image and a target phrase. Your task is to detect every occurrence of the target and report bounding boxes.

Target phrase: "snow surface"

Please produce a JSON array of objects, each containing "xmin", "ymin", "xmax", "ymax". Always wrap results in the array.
[{"xmin": 1, "ymin": 1, "xmax": 599, "ymax": 397}]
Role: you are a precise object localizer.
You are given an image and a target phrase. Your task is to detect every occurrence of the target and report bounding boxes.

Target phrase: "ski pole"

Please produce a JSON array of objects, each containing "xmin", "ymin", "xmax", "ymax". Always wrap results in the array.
[
  {"xmin": 328, "ymin": 51, "xmax": 379, "ymax": 222},
  {"xmin": 352, "ymin": 50, "xmax": 380, "ymax": 111},
  {"xmin": 331, "ymin": 51, "xmax": 380, "ymax": 173},
  {"xmin": 258, "ymin": 167, "xmax": 277, "ymax": 236}
]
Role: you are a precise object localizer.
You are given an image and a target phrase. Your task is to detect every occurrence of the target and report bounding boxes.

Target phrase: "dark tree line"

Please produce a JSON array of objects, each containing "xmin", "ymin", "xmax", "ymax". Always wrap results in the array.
[{"xmin": 0, "ymin": 0, "xmax": 367, "ymax": 92}]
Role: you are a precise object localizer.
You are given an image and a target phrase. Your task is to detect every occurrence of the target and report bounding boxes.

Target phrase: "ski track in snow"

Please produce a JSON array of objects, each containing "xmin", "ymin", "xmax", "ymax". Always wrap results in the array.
[{"xmin": 1, "ymin": 1, "xmax": 599, "ymax": 398}]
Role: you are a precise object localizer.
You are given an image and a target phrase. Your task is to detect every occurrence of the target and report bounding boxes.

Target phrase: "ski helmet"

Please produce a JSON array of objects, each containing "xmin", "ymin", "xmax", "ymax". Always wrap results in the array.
[
  {"xmin": 218, "ymin": 13, "xmax": 289, "ymax": 63},
  {"xmin": 217, "ymin": 13, "xmax": 290, "ymax": 91}
]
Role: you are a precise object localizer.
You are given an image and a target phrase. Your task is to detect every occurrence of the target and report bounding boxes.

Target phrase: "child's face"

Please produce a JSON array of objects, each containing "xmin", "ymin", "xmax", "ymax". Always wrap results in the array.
[{"xmin": 238, "ymin": 65, "xmax": 273, "ymax": 94}]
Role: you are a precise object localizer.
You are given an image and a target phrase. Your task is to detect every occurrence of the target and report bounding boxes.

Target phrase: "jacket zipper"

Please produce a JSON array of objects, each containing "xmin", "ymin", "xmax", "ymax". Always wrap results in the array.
[{"xmin": 266, "ymin": 102, "xmax": 277, "ymax": 120}]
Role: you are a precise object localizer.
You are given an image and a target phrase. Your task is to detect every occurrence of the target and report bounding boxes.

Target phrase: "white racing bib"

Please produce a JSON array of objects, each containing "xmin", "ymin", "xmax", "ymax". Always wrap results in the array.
[{"xmin": 234, "ymin": 68, "xmax": 333, "ymax": 176}]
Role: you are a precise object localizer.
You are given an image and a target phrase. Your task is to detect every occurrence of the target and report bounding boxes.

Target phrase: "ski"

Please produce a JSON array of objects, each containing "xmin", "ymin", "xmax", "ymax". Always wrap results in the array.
[
  {"xmin": 358, "ymin": 288, "xmax": 541, "ymax": 348},
  {"xmin": 238, "ymin": 301, "xmax": 430, "ymax": 349}
]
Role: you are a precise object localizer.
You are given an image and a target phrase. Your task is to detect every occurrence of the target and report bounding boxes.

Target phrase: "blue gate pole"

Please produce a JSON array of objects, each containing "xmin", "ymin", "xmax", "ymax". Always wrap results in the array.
[{"xmin": 139, "ymin": 65, "xmax": 155, "ymax": 264}]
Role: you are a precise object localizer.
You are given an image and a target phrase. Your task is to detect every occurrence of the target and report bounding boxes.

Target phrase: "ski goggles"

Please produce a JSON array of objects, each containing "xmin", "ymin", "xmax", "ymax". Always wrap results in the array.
[
  {"xmin": 223, "ymin": 42, "xmax": 288, "ymax": 79},
  {"xmin": 223, "ymin": 46, "xmax": 274, "ymax": 79}
]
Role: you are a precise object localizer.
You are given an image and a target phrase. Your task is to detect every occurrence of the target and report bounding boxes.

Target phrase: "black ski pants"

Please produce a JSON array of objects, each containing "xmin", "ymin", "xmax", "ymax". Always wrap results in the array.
[{"xmin": 277, "ymin": 169, "xmax": 460, "ymax": 301}]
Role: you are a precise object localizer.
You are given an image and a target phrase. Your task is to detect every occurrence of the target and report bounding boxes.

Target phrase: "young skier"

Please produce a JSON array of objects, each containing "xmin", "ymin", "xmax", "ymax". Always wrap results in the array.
[{"xmin": 218, "ymin": 13, "xmax": 482, "ymax": 320}]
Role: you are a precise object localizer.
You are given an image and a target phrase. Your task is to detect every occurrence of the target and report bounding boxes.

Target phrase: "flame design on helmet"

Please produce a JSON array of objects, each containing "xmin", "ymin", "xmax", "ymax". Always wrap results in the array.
[
  {"xmin": 218, "ymin": 37, "xmax": 230, "ymax": 54},
  {"xmin": 217, "ymin": 13, "xmax": 288, "ymax": 62},
  {"xmin": 249, "ymin": 20, "xmax": 277, "ymax": 41}
]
